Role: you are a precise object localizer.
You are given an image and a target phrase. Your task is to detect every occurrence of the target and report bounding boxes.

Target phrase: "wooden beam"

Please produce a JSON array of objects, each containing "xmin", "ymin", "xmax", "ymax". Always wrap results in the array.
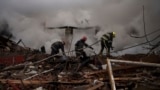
[
  {"xmin": 110, "ymin": 59, "xmax": 160, "ymax": 67},
  {"xmin": 114, "ymin": 77, "xmax": 141, "ymax": 81},
  {"xmin": 0, "ymin": 79, "xmax": 51, "ymax": 85},
  {"xmin": 87, "ymin": 82, "xmax": 104, "ymax": 90},
  {"xmin": 100, "ymin": 77, "xmax": 142, "ymax": 81},
  {"xmin": 0, "ymin": 79, "xmax": 88, "ymax": 85},
  {"xmin": 86, "ymin": 66, "xmax": 141, "ymax": 76},
  {"xmin": 106, "ymin": 59, "xmax": 116, "ymax": 90},
  {"xmin": 23, "ymin": 68, "xmax": 54, "ymax": 80}
]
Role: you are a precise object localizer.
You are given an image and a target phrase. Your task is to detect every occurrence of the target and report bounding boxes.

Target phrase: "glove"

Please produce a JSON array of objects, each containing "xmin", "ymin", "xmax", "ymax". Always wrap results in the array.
[{"xmin": 111, "ymin": 46, "xmax": 114, "ymax": 50}]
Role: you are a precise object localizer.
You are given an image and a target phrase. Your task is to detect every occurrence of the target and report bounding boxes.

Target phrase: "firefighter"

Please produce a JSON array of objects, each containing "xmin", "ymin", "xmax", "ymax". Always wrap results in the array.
[
  {"xmin": 99, "ymin": 32, "xmax": 116, "ymax": 56},
  {"xmin": 51, "ymin": 41, "xmax": 66, "ymax": 56},
  {"xmin": 75, "ymin": 36, "xmax": 94, "ymax": 59}
]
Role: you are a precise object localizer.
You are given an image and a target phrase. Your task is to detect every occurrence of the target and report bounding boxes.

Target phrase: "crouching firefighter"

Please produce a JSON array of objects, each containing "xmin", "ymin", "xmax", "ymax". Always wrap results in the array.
[
  {"xmin": 99, "ymin": 32, "xmax": 116, "ymax": 56},
  {"xmin": 51, "ymin": 41, "xmax": 66, "ymax": 56},
  {"xmin": 75, "ymin": 36, "xmax": 94, "ymax": 60}
]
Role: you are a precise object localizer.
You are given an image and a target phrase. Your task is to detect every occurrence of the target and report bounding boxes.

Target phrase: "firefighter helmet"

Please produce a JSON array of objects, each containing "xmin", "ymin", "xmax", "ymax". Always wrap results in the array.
[
  {"xmin": 82, "ymin": 36, "xmax": 87, "ymax": 41},
  {"xmin": 112, "ymin": 32, "xmax": 116, "ymax": 38}
]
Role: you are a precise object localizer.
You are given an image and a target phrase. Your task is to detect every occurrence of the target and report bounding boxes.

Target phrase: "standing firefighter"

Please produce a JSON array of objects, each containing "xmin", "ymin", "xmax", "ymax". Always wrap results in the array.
[
  {"xmin": 99, "ymin": 32, "xmax": 116, "ymax": 56},
  {"xmin": 51, "ymin": 41, "xmax": 66, "ymax": 56},
  {"xmin": 75, "ymin": 36, "xmax": 94, "ymax": 59}
]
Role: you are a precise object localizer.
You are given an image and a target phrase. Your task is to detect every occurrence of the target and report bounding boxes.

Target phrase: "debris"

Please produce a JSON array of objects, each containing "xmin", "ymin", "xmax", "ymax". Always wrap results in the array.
[
  {"xmin": 0, "ymin": 34, "xmax": 160, "ymax": 89},
  {"xmin": 87, "ymin": 81, "xmax": 104, "ymax": 90},
  {"xmin": 106, "ymin": 58, "xmax": 116, "ymax": 90},
  {"xmin": 0, "ymin": 79, "xmax": 51, "ymax": 85},
  {"xmin": 88, "ymin": 64, "xmax": 98, "ymax": 70},
  {"xmin": 110, "ymin": 59, "xmax": 160, "ymax": 67},
  {"xmin": 34, "ymin": 87, "xmax": 43, "ymax": 90},
  {"xmin": 102, "ymin": 64, "xmax": 107, "ymax": 70}
]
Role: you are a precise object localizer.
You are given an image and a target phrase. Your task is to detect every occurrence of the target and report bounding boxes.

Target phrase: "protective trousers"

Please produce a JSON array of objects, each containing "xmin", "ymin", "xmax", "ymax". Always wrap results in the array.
[{"xmin": 99, "ymin": 40, "xmax": 111, "ymax": 56}]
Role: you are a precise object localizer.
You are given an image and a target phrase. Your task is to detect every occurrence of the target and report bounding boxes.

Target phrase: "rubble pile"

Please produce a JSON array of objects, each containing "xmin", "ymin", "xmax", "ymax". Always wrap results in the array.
[{"xmin": 0, "ymin": 35, "xmax": 160, "ymax": 90}]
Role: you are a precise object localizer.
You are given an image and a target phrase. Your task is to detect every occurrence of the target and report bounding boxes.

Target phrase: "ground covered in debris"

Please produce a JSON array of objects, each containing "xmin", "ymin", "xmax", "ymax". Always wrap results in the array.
[{"xmin": 0, "ymin": 36, "xmax": 160, "ymax": 90}]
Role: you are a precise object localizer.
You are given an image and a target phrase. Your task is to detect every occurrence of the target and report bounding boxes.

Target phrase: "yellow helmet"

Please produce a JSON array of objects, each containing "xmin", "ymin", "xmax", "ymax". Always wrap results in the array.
[{"xmin": 112, "ymin": 32, "xmax": 116, "ymax": 38}]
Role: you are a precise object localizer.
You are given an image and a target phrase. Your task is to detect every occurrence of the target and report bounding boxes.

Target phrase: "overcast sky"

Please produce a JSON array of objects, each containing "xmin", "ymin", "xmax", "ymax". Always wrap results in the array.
[{"xmin": 0, "ymin": 0, "xmax": 160, "ymax": 54}]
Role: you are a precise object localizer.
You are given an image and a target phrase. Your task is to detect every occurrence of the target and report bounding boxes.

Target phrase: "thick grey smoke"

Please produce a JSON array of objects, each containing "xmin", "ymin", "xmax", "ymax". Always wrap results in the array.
[{"xmin": 0, "ymin": 0, "xmax": 160, "ymax": 55}]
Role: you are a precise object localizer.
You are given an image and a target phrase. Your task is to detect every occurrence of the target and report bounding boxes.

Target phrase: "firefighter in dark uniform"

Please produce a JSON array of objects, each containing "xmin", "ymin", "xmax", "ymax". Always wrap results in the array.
[
  {"xmin": 99, "ymin": 32, "xmax": 116, "ymax": 56},
  {"xmin": 75, "ymin": 36, "xmax": 94, "ymax": 59},
  {"xmin": 51, "ymin": 41, "xmax": 66, "ymax": 56}
]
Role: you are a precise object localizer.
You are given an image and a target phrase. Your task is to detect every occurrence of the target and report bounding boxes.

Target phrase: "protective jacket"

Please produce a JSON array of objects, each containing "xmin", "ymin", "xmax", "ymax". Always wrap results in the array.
[
  {"xmin": 75, "ymin": 39, "xmax": 93, "ymax": 51},
  {"xmin": 101, "ymin": 33, "xmax": 113, "ymax": 47},
  {"xmin": 51, "ymin": 41, "xmax": 65, "ymax": 55},
  {"xmin": 99, "ymin": 32, "xmax": 114, "ymax": 55},
  {"xmin": 75, "ymin": 39, "xmax": 93, "ymax": 59}
]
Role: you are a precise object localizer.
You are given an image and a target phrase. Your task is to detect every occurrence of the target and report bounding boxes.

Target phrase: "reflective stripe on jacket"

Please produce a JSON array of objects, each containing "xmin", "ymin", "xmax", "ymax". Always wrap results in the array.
[{"xmin": 101, "ymin": 33, "xmax": 110, "ymax": 41}]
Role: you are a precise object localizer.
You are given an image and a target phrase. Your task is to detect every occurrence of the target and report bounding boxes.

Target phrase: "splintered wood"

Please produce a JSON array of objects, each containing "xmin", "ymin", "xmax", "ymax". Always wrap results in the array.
[{"xmin": 0, "ymin": 35, "xmax": 160, "ymax": 90}]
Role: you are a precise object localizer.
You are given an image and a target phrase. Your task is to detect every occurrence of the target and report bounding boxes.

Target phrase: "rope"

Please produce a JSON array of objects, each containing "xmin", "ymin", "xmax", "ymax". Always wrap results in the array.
[
  {"xmin": 32, "ymin": 33, "xmax": 159, "ymax": 64},
  {"xmin": 142, "ymin": 6, "xmax": 152, "ymax": 46},
  {"xmin": 111, "ymin": 34, "xmax": 160, "ymax": 53},
  {"xmin": 130, "ymin": 28, "xmax": 160, "ymax": 38},
  {"xmin": 30, "ymin": 40, "xmax": 101, "ymax": 64}
]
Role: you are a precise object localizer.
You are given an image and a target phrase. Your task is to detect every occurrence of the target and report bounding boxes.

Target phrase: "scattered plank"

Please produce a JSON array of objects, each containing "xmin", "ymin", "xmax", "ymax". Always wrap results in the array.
[
  {"xmin": 106, "ymin": 59, "xmax": 116, "ymax": 90},
  {"xmin": 23, "ymin": 68, "xmax": 54, "ymax": 80},
  {"xmin": 86, "ymin": 66, "xmax": 141, "ymax": 76},
  {"xmin": 110, "ymin": 59, "xmax": 160, "ymax": 67},
  {"xmin": 100, "ymin": 77, "xmax": 142, "ymax": 81},
  {"xmin": 0, "ymin": 79, "xmax": 51, "ymax": 85},
  {"xmin": 87, "ymin": 82, "xmax": 104, "ymax": 90},
  {"xmin": 47, "ymin": 80, "xmax": 88, "ymax": 85}
]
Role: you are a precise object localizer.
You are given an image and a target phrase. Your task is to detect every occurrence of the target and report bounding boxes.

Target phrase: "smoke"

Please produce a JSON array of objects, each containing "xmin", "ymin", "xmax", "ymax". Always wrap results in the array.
[
  {"xmin": 0, "ymin": 20, "xmax": 11, "ymax": 37},
  {"xmin": 0, "ymin": 0, "xmax": 160, "ymax": 55}
]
